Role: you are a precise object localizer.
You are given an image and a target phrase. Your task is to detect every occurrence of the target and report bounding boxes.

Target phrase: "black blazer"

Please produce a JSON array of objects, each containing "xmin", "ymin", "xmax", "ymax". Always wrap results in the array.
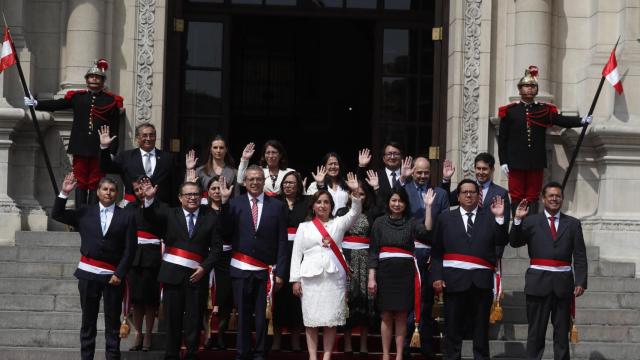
[
  {"xmin": 143, "ymin": 201, "xmax": 222, "ymax": 285},
  {"xmin": 125, "ymin": 201, "xmax": 163, "ymax": 268},
  {"xmin": 100, "ymin": 147, "xmax": 177, "ymax": 205},
  {"xmin": 430, "ymin": 207, "xmax": 509, "ymax": 292},
  {"xmin": 509, "ymin": 212, "xmax": 588, "ymax": 298},
  {"xmin": 222, "ymin": 194, "xmax": 288, "ymax": 279},
  {"xmin": 356, "ymin": 166, "xmax": 402, "ymax": 203},
  {"xmin": 51, "ymin": 196, "xmax": 137, "ymax": 282}
]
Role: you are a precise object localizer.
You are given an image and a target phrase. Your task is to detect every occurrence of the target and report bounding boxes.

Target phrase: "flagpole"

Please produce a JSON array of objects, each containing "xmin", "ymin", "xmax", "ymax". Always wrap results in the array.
[
  {"xmin": 3, "ymin": 23, "xmax": 59, "ymax": 194},
  {"xmin": 561, "ymin": 36, "xmax": 621, "ymax": 189}
]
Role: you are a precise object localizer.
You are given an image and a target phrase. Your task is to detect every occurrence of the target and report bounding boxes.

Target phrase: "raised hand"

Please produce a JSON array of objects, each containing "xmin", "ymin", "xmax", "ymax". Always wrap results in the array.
[
  {"xmin": 400, "ymin": 156, "xmax": 414, "ymax": 182},
  {"xmin": 358, "ymin": 148, "xmax": 372, "ymax": 167},
  {"xmin": 241, "ymin": 142, "xmax": 255, "ymax": 161},
  {"xmin": 346, "ymin": 172, "xmax": 359, "ymax": 194},
  {"xmin": 423, "ymin": 188, "xmax": 436, "ymax": 208},
  {"xmin": 312, "ymin": 165, "xmax": 327, "ymax": 185},
  {"xmin": 140, "ymin": 177, "xmax": 158, "ymax": 200},
  {"xmin": 185, "ymin": 168, "xmax": 198, "ymax": 183},
  {"xmin": 514, "ymin": 199, "xmax": 529, "ymax": 220},
  {"xmin": 365, "ymin": 169, "xmax": 379, "ymax": 190},
  {"xmin": 443, "ymin": 159, "xmax": 455, "ymax": 180},
  {"xmin": 219, "ymin": 176, "xmax": 234, "ymax": 203},
  {"xmin": 61, "ymin": 172, "xmax": 77, "ymax": 195},
  {"xmin": 490, "ymin": 196, "xmax": 505, "ymax": 218},
  {"xmin": 185, "ymin": 149, "xmax": 198, "ymax": 170},
  {"xmin": 98, "ymin": 125, "xmax": 116, "ymax": 147}
]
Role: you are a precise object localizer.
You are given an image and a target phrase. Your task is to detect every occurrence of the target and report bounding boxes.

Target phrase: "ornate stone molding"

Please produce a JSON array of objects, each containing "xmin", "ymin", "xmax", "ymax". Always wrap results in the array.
[
  {"xmin": 581, "ymin": 219, "xmax": 640, "ymax": 232},
  {"xmin": 461, "ymin": 0, "xmax": 482, "ymax": 178},
  {"xmin": 135, "ymin": 0, "xmax": 156, "ymax": 125}
]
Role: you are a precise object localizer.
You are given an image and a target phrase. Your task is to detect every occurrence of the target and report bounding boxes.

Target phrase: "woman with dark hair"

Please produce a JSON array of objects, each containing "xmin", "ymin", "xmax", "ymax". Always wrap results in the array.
[
  {"xmin": 237, "ymin": 140, "xmax": 294, "ymax": 196},
  {"xmin": 306, "ymin": 152, "xmax": 350, "ymax": 215},
  {"xmin": 185, "ymin": 135, "xmax": 237, "ymax": 201},
  {"xmin": 272, "ymin": 170, "xmax": 308, "ymax": 351},
  {"xmin": 290, "ymin": 173, "xmax": 362, "ymax": 360},
  {"xmin": 368, "ymin": 187, "xmax": 431, "ymax": 360},
  {"xmin": 337, "ymin": 169, "xmax": 385, "ymax": 354}
]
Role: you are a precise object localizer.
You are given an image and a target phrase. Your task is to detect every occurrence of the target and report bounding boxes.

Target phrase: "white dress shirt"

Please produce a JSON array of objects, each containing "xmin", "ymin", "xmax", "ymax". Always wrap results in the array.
[
  {"xmin": 544, "ymin": 209, "xmax": 560, "ymax": 231},
  {"xmin": 385, "ymin": 167, "xmax": 401, "ymax": 188},
  {"xmin": 182, "ymin": 208, "xmax": 200, "ymax": 228},
  {"xmin": 247, "ymin": 193, "xmax": 265, "ymax": 229},
  {"xmin": 99, "ymin": 203, "xmax": 116, "ymax": 235},
  {"xmin": 459, "ymin": 206, "xmax": 478, "ymax": 232}
]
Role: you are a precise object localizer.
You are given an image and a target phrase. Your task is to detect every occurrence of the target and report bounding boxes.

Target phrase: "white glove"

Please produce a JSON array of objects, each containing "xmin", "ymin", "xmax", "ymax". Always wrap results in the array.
[
  {"xmin": 501, "ymin": 164, "xmax": 509, "ymax": 175},
  {"xmin": 24, "ymin": 96, "xmax": 37, "ymax": 107},
  {"xmin": 581, "ymin": 115, "xmax": 593, "ymax": 125}
]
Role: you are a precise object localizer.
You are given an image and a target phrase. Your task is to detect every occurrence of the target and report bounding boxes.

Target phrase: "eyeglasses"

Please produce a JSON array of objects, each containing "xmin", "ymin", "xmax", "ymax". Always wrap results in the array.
[
  {"xmin": 460, "ymin": 190, "xmax": 478, "ymax": 195},
  {"xmin": 138, "ymin": 134, "xmax": 156, "ymax": 139},
  {"xmin": 384, "ymin": 152, "xmax": 401, "ymax": 158},
  {"xmin": 282, "ymin": 181, "xmax": 297, "ymax": 186},
  {"xmin": 265, "ymin": 151, "xmax": 280, "ymax": 156},
  {"xmin": 180, "ymin": 193, "xmax": 200, "ymax": 198},
  {"xmin": 245, "ymin": 177, "xmax": 265, "ymax": 183}
]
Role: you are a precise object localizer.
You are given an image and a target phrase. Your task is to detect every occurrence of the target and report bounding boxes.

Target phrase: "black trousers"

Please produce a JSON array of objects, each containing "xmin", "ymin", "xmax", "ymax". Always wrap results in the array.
[
  {"xmin": 78, "ymin": 278, "xmax": 123, "ymax": 360},
  {"xmin": 443, "ymin": 286, "xmax": 493, "ymax": 360},
  {"xmin": 526, "ymin": 293, "xmax": 571, "ymax": 360},
  {"xmin": 406, "ymin": 247, "xmax": 435, "ymax": 356},
  {"xmin": 232, "ymin": 272, "xmax": 267, "ymax": 360},
  {"xmin": 163, "ymin": 280, "xmax": 208, "ymax": 360}
]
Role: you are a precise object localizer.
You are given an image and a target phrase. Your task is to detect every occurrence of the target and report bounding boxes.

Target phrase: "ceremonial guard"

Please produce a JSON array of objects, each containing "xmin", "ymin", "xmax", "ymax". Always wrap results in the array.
[
  {"xmin": 509, "ymin": 183, "xmax": 587, "ymax": 360},
  {"xmin": 497, "ymin": 65, "xmax": 590, "ymax": 214},
  {"xmin": 26, "ymin": 59, "xmax": 123, "ymax": 207},
  {"xmin": 51, "ymin": 173, "xmax": 137, "ymax": 360}
]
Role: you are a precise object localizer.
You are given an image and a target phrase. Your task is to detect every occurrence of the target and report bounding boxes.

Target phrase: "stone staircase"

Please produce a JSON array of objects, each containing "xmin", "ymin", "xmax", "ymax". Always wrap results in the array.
[{"xmin": 0, "ymin": 231, "xmax": 639, "ymax": 359}]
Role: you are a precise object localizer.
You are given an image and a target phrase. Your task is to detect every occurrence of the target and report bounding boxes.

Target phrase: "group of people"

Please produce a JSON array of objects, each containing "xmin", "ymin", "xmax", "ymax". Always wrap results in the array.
[{"xmin": 38, "ymin": 59, "xmax": 589, "ymax": 360}]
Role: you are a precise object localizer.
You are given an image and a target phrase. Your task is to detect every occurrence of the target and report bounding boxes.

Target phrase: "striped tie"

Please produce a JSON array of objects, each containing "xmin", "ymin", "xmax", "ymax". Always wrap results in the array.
[
  {"xmin": 466, "ymin": 212, "xmax": 474, "ymax": 237},
  {"xmin": 251, "ymin": 197, "xmax": 258, "ymax": 230}
]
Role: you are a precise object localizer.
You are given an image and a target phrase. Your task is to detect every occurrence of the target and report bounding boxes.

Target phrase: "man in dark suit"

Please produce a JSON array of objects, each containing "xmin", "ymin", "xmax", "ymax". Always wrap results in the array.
[
  {"xmin": 357, "ymin": 141, "xmax": 404, "ymax": 200},
  {"xmin": 51, "ymin": 173, "xmax": 136, "ymax": 360},
  {"xmin": 141, "ymin": 179, "xmax": 222, "ymax": 360},
  {"xmin": 509, "ymin": 182, "xmax": 587, "ymax": 360},
  {"xmin": 99, "ymin": 123, "xmax": 176, "ymax": 205},
  {"xmin": 401, "ymin": 156, "xmax": 449, "ymax": 357},
  {"xmin": 220, "ymin": 164, "xmax": 288, "ymax": 360},
  {"xmin": 430, "ymin": 179, "xmax": 508, "ymax": 360}
]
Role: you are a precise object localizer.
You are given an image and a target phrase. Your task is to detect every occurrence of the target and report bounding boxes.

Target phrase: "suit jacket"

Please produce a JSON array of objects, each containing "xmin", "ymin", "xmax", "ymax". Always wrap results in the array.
[
  {"xmin": 125, "ymin": 201, "xmax": 164, "ymax": 268},
  {"xmin": 100, "ymin": 147, "xmax": 176, "ymax": 205},
  {"xmin": 509, "ymin": 212, "xmax": 588, "ymax": 298},
  {"xmin": 404, "ymin": 181, "xmax": 449, "ymax": 245},
  {"xmin": 356, "ymin": 166, "xmax": 402, "ymax": 203},
  {"xmin": 430, "ymin": 207, "xmax": 509, "ymax": 292},
  {"xmin": 498, "ymin": 101, "xmax": 582, "ymax": 170},
  {"xmin": 222, "ymin": 194, "xmax": 288, "ymax": 279},
  {"xmin": 143, "ymin": 201, "xmax": 222, "ymax": 285},
  {"xmin": 51, "ymin": 196, "xmax": 136, "ymax": 282}
]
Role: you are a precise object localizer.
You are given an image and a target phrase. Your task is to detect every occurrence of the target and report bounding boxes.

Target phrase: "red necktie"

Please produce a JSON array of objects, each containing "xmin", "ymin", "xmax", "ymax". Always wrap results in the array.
[
  {"xmin": 251, "ymin": 197, "xmax": 258, "ymax": 230},
  {"xmin": 478, "ymin": 187, "xmax": 484, "ymax": 208},
  {"xmin": 549, "ymin": 216, "xmax": 557, "ymax": 240}
]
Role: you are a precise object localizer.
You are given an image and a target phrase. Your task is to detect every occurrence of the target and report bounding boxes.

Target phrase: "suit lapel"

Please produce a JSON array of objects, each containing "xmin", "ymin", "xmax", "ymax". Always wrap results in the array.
[
  {"xmin": 133, "ymin": 149, "xmax": 146, "ymax": 176},
  {"xmin": 175, "ymin": 207, "xmax": 190, "ymax": 238},
  {"xmin": 483, "ymin": 184, "xmax": 496, "ymax": 207},
  {"xmin": 539, "ymin": 214, "xmax": 554, "ymax": 243},
  {"xmin": 92, "ymin": 204, "xmax": 103, "ymax": 236},
  {"xmin": 150, "ymin": 148, "xmax": 162, "ymax": 178},
  {"xmin": 555, "ymin": 213, "xmax": 568, "ymax": 240},
  {"xmin": 191, "ymin": 206, "xmax": 205, "ymax": 237}
]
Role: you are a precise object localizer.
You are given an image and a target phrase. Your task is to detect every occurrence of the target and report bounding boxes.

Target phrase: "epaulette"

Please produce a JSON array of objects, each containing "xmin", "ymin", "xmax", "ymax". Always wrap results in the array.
[
  {"xmin": 498, "ymin": 102, "xmax": 518, "ymax": 118},
  {"xmin": 540, "ymin": 102, "xmax": 558, "ymax": 115},
  {"xmin": 64, "ymin": 90, "xmax": 87, "ymax": 101},
  {"xmin": 104, "ymin": 91, "xmax": 124, "ymax": 109}
]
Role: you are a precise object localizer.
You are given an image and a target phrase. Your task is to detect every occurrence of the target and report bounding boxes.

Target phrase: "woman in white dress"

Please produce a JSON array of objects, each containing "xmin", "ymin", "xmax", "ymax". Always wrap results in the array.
[
  {"xmin": 306, "ymin": 152, "xmax": 350, "ymax": 215},
  {"xmin": 290, "ymin": 172, "xmax": 362, "ymax": 360},
  {"xmin": 237, "ymin": 140, "xmax": 294, "ymax": 196}
]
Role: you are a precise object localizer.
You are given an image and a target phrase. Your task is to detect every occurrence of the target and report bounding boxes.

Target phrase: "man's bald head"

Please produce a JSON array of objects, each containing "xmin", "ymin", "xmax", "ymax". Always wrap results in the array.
[{"xmin": 413, "ymin": 157, "xmax": 431, "ymax": 186}]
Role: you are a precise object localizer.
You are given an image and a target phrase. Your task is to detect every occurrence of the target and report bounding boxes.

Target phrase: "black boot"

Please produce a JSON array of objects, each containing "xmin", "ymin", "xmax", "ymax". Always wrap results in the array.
[
  {"xmin": 75, "ymin": 189, "xmax": 87, "ymax": 209},
  {"xmin": 87, "ymin": 190, "xmax": 98, "ymax": 205}
]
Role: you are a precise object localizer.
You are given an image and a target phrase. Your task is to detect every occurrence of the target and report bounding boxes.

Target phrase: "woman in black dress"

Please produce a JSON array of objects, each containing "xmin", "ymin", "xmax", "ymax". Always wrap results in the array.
[
  {"xmin": 368, "ymin": 187, "xmax": 430, "ymax": 360},
  {"xmin": 272, "ymin": 170, "xmax": 307, "ymax": 351},
  {"xmin": 127, "ymin": 177, "xmax": 163, "ymax": 352}
]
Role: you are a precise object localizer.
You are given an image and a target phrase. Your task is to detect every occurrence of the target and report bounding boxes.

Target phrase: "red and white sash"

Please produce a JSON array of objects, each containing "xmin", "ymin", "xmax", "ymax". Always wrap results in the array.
[
  {"xmin": 443, "ymin": 253, "xmax": 494, "ymax": 271},
  {"xmin": 311, "ymin": 218, "xmax": 352, "ymax": 278},
  {"xmin": 287, "ymin": 227, "xmax": 297, "ymax": 242},
  {"xmin": 162, "ymin": 246, "xmax": 203, "ymax": 269},
  {"xmin": 379, "ymin": 246, "xmax": 414, "ymax": 259},
  {"xmin": 378, "ymin": 246, "xmax": 422, "ymax": 323},
  {"xmin": 200, "ymin": 191, "xmax": 209, "ymax": 205},
  {"xmin": 78, "ymin": 255, "xmax": 117, "ymax": 275},
  {"xmin": 342, "ymin": 235, "xmax": 370, "ymax": 250},
  {"xmin": 122, "ymin": 193, "xmax": 136, "ymax": 206},
  {"xmin": 137, "ymin": 230, "xmax": 161, "ymax": 245},
  {"xmin": 222, "ymin": 240, "xmax": 232, "ymax": 252},
  {"xmin": 414, "ymin": 239, "xmax": 431, "ymax": 249},
  {"xmin": 230, "ymin": 252, "xmax": 269, "ymax": 271},
  {"xmin": 493, "ymin": 259, "xmax": 503, "ymax": 301},
  {"xmin": 530, "ymin": 258, "xmax": 572, "ymax": 272}
]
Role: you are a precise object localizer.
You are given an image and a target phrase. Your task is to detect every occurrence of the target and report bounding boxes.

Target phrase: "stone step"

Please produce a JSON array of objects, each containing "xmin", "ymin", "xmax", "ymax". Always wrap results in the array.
[
  {"xmin": 0, "ymin": 261, "xmax": 77, "ymax": 279},
  {"xmin": 0, "ymin": 295, "xmax": 79, "ymax": 312},
  {"xmin": 0, "ymin": 311, "xmax": 105, "ymax": 330},
  {"xmin": 15, "ymin": 231, "xmax": 80, "ymax": 248},
  {"xmin": 0, "ymin": 278, "xmax": 77, "ymax": 296},
  {"xmin": 461, "ymin": 340, "xmax": 640, "ymax": 359},
  {"xmin": 0, "ymin": 246, "xmax": 80, "ymax": 263},
  {"xmin": 501, "ymin": 275, "xmax": 640, "ymax": 293},
  {"xmin": 501, "ymin": 307, "xmax": 640, "ymax": 325},
  {"xmin": 500, "ymin": 258, "xmax": 636, "ymax": 278},
  {"xmin": 0, "ymin": 329, "xmax": 140, "ymax": 349},
  {"xmin": 501, "ymin": 292, "xmax": 640, "ymax": 309},
  {"xmin": 490, "ymin": 324, "xmax": 640, "ymax": 343},
  {"xmin": 502, "ymin": 245, "xmax": 600, "ymax": 260}
]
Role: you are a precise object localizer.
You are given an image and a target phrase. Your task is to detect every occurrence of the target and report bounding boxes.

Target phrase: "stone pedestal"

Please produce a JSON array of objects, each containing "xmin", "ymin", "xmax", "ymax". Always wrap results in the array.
[{"xmin": 0, "ymin": 108, "xmax": 27, "ymax": 245}]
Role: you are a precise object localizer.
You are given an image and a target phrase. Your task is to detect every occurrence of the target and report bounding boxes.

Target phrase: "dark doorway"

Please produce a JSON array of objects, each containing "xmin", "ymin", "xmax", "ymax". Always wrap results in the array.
[{"xmin": 229, "ymin": 17, "xmax": 374, "ymax": 177}]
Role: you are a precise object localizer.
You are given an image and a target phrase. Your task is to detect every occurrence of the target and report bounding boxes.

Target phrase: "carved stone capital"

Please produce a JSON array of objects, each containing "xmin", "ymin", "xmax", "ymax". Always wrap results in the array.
[{"xmin": 135, "ymin": 0, "xmax": 156, "ymax": 126}]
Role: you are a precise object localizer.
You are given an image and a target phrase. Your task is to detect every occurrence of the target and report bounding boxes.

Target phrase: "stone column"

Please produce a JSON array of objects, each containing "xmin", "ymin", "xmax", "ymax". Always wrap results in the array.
[
  {"xmin": 512, "ymin": 0, "xmax": 553, "ymax": 101},
  {"xmin": 59, "ymin": 0, "xmax": 106, "ymax": 91},
  {"xmin": 0, "ymin": 108, "xmax": 25, "ymax": 245}
]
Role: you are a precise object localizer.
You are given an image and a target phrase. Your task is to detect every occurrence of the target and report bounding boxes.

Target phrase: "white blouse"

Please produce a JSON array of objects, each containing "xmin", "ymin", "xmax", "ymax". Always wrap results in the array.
[
  {"xmin": 306, "ymin": 181, "xmax": 349, "ymax": 216},
  {"xmin": 237, "ymin": 159, "xmax": 294, "ymax": 194},
  {"xmin": 289, "ymin": 197, "xmax": 362, "ymax": 283}
]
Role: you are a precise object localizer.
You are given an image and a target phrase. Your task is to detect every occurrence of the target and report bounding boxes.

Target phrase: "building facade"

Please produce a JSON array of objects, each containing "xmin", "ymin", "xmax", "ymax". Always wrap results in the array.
[{"xmin": 0, "ymin": 0, "xmax": 639, "ymax": 274}]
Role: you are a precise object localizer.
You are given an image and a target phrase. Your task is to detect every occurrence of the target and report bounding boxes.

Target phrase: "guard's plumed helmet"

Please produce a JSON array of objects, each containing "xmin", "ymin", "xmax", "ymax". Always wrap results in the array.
[
  {"xmin": 85, "ymin": 59, "xmax": 109, "ymax": 79},
  {"xmin": 517, "ymin": 65, "xmax": 538, "ymax": 87}
]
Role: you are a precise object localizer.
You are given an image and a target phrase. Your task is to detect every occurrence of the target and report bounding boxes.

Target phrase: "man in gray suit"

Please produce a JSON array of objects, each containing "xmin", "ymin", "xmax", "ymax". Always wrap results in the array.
[{"xmin": 509, "ymin": 182, "xmax": 587, "ymax": 360}]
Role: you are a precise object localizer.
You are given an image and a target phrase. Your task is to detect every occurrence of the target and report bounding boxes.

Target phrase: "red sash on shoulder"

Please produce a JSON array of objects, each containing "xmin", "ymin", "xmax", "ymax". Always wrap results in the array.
[{"xmin": 311, "ymin": 217, "xmax": 352, "ymax": 277}]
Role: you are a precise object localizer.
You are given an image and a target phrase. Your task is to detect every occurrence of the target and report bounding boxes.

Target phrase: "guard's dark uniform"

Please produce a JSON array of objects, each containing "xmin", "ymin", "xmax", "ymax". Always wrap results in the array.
[
  {"xmin": 37, "ymin": 90, "xmax": 122, "ymax": 190},
  {"xmin": 497, "ymin": 101, "xmax": 581, "ymax": 206}
]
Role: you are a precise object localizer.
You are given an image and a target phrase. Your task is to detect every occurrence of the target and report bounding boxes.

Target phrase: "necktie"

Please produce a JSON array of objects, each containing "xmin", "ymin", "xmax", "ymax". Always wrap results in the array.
[
  {"xmin": 549, "ymin": 216, "xmax": 557, "ymax": 241},
  {"xmin": 100, "ymin": 208, "xmax": 107, "ymax": 235},
  {"xmin": 466, "ymin": 212, "xmax": 474, "ymax": 237},
  {"xmin": 188, "ymin": 213, "xmax": 195, "ymax": 237},
  {"xmin": 144, "ymin": 153, "xmax": 153, "ymax": 177},
  {"xmin": 417, "ymin": 186, "xmax": 425, "ymax": 208},
  {"xmin": 478, "ymin": 186, "xmax": 484, "ymax": 208},
  {"xmin": 391, "ymin": 171, "xmax": 398, "ymax": 188},
  {"xmin": 251, "ymin": 197, "xmax": 258, "ymax": 230}
]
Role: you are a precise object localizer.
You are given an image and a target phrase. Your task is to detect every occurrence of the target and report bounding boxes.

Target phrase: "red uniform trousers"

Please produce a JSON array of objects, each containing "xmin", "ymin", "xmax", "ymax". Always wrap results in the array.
[
  {"xmin": 507, "ymin": 168, "xmax": 543, "ymax": 204},
  {"xmin": 72, "ymin": 156, "xmax": 104, "ymax": 190}
]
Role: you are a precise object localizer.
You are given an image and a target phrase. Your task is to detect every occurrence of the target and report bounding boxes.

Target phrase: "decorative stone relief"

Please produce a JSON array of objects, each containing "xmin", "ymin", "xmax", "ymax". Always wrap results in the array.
[
  {"xmin": 461, "ymin": 0, "xmax": 481, "ymax": 178},
  {"xmin": 135, "ymin": 0, "xmax": 156, "ymax": 125},
  {"xmin": 582, "ymin": 219, "xmax": 640, "ymax": 232}
]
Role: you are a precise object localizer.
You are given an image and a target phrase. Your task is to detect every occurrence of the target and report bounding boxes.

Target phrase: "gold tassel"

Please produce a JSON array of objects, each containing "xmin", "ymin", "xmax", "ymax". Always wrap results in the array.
[
  {"xmin": 158, "ymin": 302, "xmax": 164, "ymax": 321},
  {"xmin": 489, "ymin": 301, "xmax": 497, "ymax": 324},
  {"xmin": 265, "ymin": 298, "xmax": 272, "ymax": 320},
  {"xmin": 119, "ymin": 318, "xmax": 130, "ymax": 339},
  {"xmin": 228, "ymin": 309, "xmax": 237, "ymax": 331},
  {"xmin": 570, "ymin": 323, "xmax": 579, "ymax": 344},
  {"xmin": 267, "ymin": 317, "xmax": 274, "ymax": 336},
  {"xmin": 409, "ymin": 323, "xmax": 420, "ymax": 348},
  {"xmin": 493, "ymin": 301, "xmax": 503, "ymax": 322}
]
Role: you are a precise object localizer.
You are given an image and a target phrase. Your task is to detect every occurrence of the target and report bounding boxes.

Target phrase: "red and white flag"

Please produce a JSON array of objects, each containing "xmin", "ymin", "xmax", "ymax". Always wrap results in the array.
[
  {"xmin": 0, "ymin": 27, "xmax": 16, "ymax": 73},
  {"xmin": 602, "ymin": 47, "xmax": 623, "ymax": 95}
]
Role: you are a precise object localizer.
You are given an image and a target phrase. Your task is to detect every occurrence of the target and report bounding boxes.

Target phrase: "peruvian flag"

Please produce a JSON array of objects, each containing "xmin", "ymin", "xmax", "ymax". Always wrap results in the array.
[
  {"xmin": 602, "ymin": 47, "xmax": 623, "ymax": 95},
  {"xmin": 0, "ymin": 27, "xmax": 16, "ymax": 73}
]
